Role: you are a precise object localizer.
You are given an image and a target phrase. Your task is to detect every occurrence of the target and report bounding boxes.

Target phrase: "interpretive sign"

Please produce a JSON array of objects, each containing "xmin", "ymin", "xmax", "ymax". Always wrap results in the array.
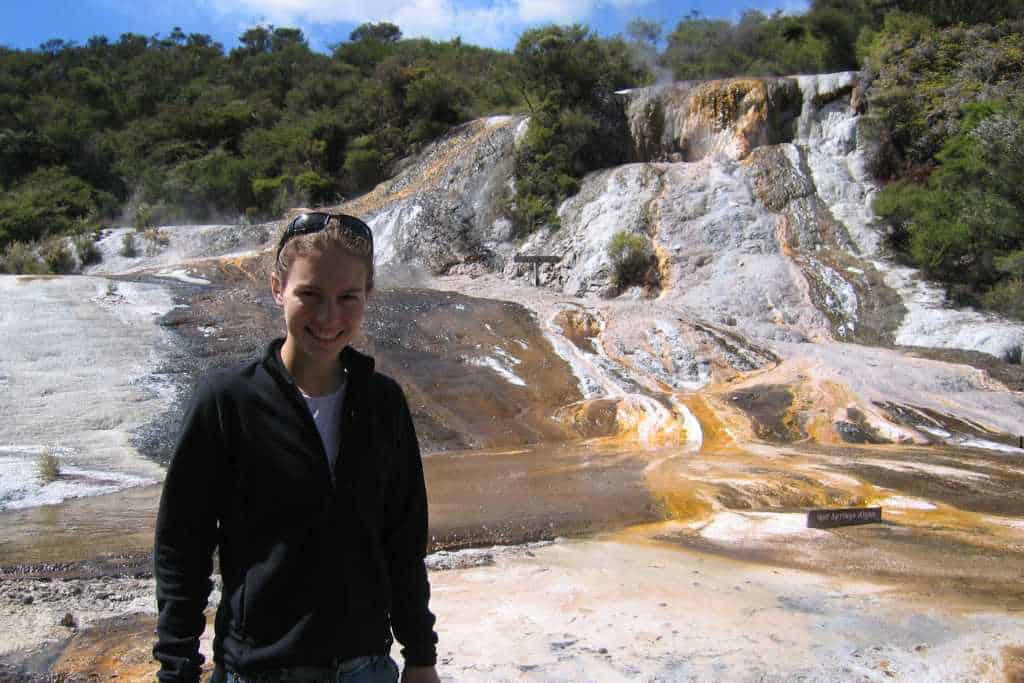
[
  {"xmin": 514, "ymin": 254, "xmax": 561, "ymax": 286},
  {"xmin": 807, "ymin": 506, "xmax": 882, "ymax": 529}
]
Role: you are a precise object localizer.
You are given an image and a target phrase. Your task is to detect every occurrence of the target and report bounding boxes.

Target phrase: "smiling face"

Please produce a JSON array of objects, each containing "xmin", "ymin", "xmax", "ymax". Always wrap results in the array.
[{"xmin": 271, "ymin": 247, "xmax": 368, "ymax": 386}]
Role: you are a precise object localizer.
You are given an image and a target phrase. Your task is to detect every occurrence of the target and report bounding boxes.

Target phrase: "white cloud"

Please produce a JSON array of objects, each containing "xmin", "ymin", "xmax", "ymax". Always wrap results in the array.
[
  {"xmin": 206, "ymin": 0, "xmax": 652, "ymax": 47},
  {"xmin": 513, "ymin": 0, "xmax": 585, "ymax": 24}
]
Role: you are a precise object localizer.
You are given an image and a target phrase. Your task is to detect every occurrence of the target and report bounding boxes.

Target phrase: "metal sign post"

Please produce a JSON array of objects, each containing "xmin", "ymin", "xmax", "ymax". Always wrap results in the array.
[{"xmin": 513, "ymin": 254, "xmax": 561, "ymax": 286}]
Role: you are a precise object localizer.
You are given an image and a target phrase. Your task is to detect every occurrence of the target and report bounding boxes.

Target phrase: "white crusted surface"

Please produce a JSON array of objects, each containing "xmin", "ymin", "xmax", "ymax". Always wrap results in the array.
[{"xmin": 0, "ymin": 276, "xmax": 171, "ymax": 510}]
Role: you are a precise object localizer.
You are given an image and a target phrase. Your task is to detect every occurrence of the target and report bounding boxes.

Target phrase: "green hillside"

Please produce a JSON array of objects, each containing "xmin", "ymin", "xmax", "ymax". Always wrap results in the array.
[{"xmin": 2, "ymin": 3, "xmax": 1022, "ymax": 319}]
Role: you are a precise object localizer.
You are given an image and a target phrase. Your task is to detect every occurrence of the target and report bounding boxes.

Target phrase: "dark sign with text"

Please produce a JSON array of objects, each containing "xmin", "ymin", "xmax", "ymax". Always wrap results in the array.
[{"xmin": 807, "ymin": 507, "xmax": 882, "ymax": 529}]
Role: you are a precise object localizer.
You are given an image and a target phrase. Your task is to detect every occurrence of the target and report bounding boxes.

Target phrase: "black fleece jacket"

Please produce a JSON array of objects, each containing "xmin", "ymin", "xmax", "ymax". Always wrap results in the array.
[{"xmin": 153, "ymin": 340, "xmax": 437, "ymax": 681}]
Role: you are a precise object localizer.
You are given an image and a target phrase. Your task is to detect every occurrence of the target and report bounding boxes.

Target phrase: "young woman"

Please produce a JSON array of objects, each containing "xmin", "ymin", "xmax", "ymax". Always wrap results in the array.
[{"xmin": 154, "ymin": 213, "xmax": 439, "ymax": 683}]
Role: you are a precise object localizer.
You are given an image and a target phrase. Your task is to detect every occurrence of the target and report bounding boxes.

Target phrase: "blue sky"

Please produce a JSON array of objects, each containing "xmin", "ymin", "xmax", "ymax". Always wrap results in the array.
[{"xmin": 1, "ymin": 0, "xmax": 809, "ymax": 53}]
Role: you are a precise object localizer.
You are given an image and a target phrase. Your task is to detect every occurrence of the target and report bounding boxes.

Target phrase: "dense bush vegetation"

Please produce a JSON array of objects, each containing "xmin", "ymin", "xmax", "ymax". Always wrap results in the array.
[
  {"xmin": 861, "ymin": 12, "xmax": 1024, "ymax": 317},
  {"xmin": 874, "ymin": 99, "xmax": 1024, "ymax": 302},
  {"xmin": 2, "ymin": 3, "xmax": 1022, "ymax": 318},
  {"xmin": 607, "ymin": 231, "xmax": 656, "ymax": 289},
  {"xmin": 0, "ymin": 21, "xmax": 651, "ymax": 255},
  {"xmin": 661, "ymin": 6, "xmax": 858, "ymax": 80},
  {"xmin": 509, "ymin": 25, "xmax": 643, "ymax": 234},
  {"xmin": 0, "ymin": 23, "xmax": 524, "ymax": 254},
  {"xmin": 860, "ymin": 17, "xmax": 1024, "ymax": 175}
]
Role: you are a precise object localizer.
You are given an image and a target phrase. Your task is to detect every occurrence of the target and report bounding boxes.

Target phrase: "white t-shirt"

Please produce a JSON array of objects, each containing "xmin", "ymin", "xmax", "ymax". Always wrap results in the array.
[{"xmin": 300, "ymin": 379, "xmax": 346, "ymax": 475}]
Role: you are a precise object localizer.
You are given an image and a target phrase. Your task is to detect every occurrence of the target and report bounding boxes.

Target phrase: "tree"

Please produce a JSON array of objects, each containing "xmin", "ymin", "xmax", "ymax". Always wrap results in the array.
[
  {"xmin": 875, "ymin": 99, "xmax": 1024, "ymax": 302},
  {"xmin": 0, "ymin": 22, "xmax": 516, "ymax": 237},
  {"xmin": 0, "ymin": 166, "xmax": 111, "ymax": 246},
  {"xmin": 662, "ymin": 12, "xmax": 745, "ymax": 80},
  {"xmin": 513, "ymin": 25, "xmax": 612, "ymax": 111},
  {"xmin": 861, "ymin": 17, "xmax": 1024, "ymax": 171},
  {"xmin": 509, "ymin": 25, "xmax": 639, "ymax": 234},
  {"xmin": 661, "ymin": 6, "xmax": 860, "ymax": 80},
  {"xmin": 334, "ymin": 29, "xmax": 396, "ymax": 72},
  {"xmin": 237, "ymin": 26, "xmax": 272, "ymax": 55},
  {"xmin": 349, "ymin": 22, "xmax": 402, "ymax": 44},
  {"xmin": 865, "ymin": 0, "xmax": 1024, "ymax": 26},
  {"xmin": 627, "ymin": 19, "xmax": 663, "ymax": 48}
]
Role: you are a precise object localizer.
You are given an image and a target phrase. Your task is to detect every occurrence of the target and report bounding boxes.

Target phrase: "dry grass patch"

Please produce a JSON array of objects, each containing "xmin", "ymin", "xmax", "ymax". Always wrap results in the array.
[{"xmin": 37, "ymin": 447, "xmax": 61, "ymax": 484}]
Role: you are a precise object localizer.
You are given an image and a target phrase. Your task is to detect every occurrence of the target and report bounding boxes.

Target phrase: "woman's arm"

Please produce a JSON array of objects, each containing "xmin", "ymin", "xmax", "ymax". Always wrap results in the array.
[
  {"xmin": 153, "ymin": 379, "xmax": 226, "ymax": 682},
  {"xmin": 383, "ymin": 382, "xmax": 438, "ymax": 670}
]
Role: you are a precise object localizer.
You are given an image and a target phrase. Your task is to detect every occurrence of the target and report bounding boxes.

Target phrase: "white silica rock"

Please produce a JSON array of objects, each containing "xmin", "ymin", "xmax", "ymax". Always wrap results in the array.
[
  {"xmin": 354, "ymin": 116, "xmax": 523, "ymax": 275},
  {"xmin": 349, "ymin": 72, "xmax": 1023, "ymax": 363},
  {"xmin": 517, "ymin": 164, "xmax": 660, "ymax": 297},
  {"xmin": 652, "ymin": 159, "xmax": 832, "ymax": 342},
  {"xmin": 85, "ymin": 223, "xmax": 275, "ymax": 276},
  {"xmin": 370, "ymin": 202, "xmax": 425, "ymax": 267},
  {"xmin": 793, "ymin": 72, "xmax": 1024, "ymax": 362},
  {"xmin": 795, "ymin": 72, "xmax": 881, "ymax": 257},
  {"xmin": 886, "ymin": 265, "xmax": 1024, "ymax": 363},
  {"xmin": 0, "ymin": 275, "xmax": 174, "ymax": 510}
]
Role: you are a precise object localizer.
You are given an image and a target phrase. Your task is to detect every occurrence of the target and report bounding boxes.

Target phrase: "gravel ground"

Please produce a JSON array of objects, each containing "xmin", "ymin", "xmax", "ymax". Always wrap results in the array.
[
  {"xmin": 0, "ymin": 574, "xmax": 164, "ymax": 655},
  {"xmin": 3, "ymin": 538, "xmax": 1023, "ymax": 681}
]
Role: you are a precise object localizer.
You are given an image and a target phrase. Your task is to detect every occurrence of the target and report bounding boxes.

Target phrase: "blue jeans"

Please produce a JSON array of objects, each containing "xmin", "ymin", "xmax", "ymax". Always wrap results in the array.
[{"xmin": 214, "ymin": 655, "xmax": 400, "ymax": 683}]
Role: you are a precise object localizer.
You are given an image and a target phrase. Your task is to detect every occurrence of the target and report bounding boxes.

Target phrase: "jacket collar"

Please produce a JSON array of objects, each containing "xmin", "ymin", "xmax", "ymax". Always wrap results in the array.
[{"xmin": 262, "ymin": 337, "xmax": 375, "ymax": 387}]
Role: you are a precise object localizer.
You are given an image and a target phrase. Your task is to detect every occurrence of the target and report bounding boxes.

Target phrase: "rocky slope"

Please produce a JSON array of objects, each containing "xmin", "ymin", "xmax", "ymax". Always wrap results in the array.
[{"xmin": 330, "ymin": 71, "xmax": 1024, "ymax": 450}]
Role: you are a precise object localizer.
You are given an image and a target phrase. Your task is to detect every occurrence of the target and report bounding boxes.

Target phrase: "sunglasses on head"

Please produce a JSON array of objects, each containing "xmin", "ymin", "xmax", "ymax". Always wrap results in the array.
[{"xmin": 276, "ymin": 212, "xmax": 374, "ymax": 264}]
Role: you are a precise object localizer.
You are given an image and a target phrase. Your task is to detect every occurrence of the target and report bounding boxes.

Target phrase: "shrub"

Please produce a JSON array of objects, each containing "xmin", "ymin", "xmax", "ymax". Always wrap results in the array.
[
  {"xmin": 294, "ymin": 171, "xmax": 335, "ymax": 205},
  {"xmin": 121, "ymin": 231, "xmax": 138, "ymax": 257},
  {"xmin": 510, "ymin": 192, "xmax": 558, "ymax": 236},
  {"xmin": 37, "ymin": 447, "xmax": 61, "ymax": 484},
  {"xmin": 343, "ymin": 147, "xmax": 385, "ymax": 192},
  {"xmin": 40, "ymin": 237, "xmax": 77, "ymax": 273},
  {"xmin": 133, "ymin": 203, "xmax": 154, "ymax": 231},
  {"xmin": 73, "ymin": 234, "xmax": 102, "ymax": 267},
  {"xmin": 252, "ymin": 175, "xmax": 291, "ymax": 215},
  {"xmin": 0, "ymin": 241, "xmax": 44, "ymax": 274},
  {"xmin": 874, "ymin": 98, "xmax": 1024, "ymax": 296},
  {"xmin": 142, "ymin": 227, "xmax": 171, "ymax": 256},
  {"xmin": 508, "ymin": 25, "xmax": 636, "ymax": 237},
  {"xmin": 0, "ymin": 166, "xmax": 109, "ymax": 247},
  {"xmin": 982, "ymin": 278, "xmax": 1024, "ymax": 320},
  {"xmin": 995, "ymin": 250, "xmax": 1024, "ymax": 278},
  {"xmin": 607, "ymin": 231, "xmax": 654, "ymax": 289}
]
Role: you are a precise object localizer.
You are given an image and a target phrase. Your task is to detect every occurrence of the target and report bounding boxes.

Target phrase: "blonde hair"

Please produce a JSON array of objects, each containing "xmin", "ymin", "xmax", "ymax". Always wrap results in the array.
[{"xmin": 273, "ymin": 223, "xmax": 375, "ymax": 293}]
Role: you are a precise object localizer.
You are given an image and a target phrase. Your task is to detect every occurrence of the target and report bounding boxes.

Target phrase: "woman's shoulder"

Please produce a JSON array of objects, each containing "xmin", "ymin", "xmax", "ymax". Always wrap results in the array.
[
  {"xmin": 360, "ymin": 369, "xmax": 412, "ymax": 421},
  {"xmin": 191, "ymin": 355, "xmax": 273, "ymax": 404},
  {"xmin": 342, "ymin": 345, "xmax": 404, "ymax": 398},
  {"xmin": 369, "ymin": 369, "xmax": 403, "ymax": 394}
]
